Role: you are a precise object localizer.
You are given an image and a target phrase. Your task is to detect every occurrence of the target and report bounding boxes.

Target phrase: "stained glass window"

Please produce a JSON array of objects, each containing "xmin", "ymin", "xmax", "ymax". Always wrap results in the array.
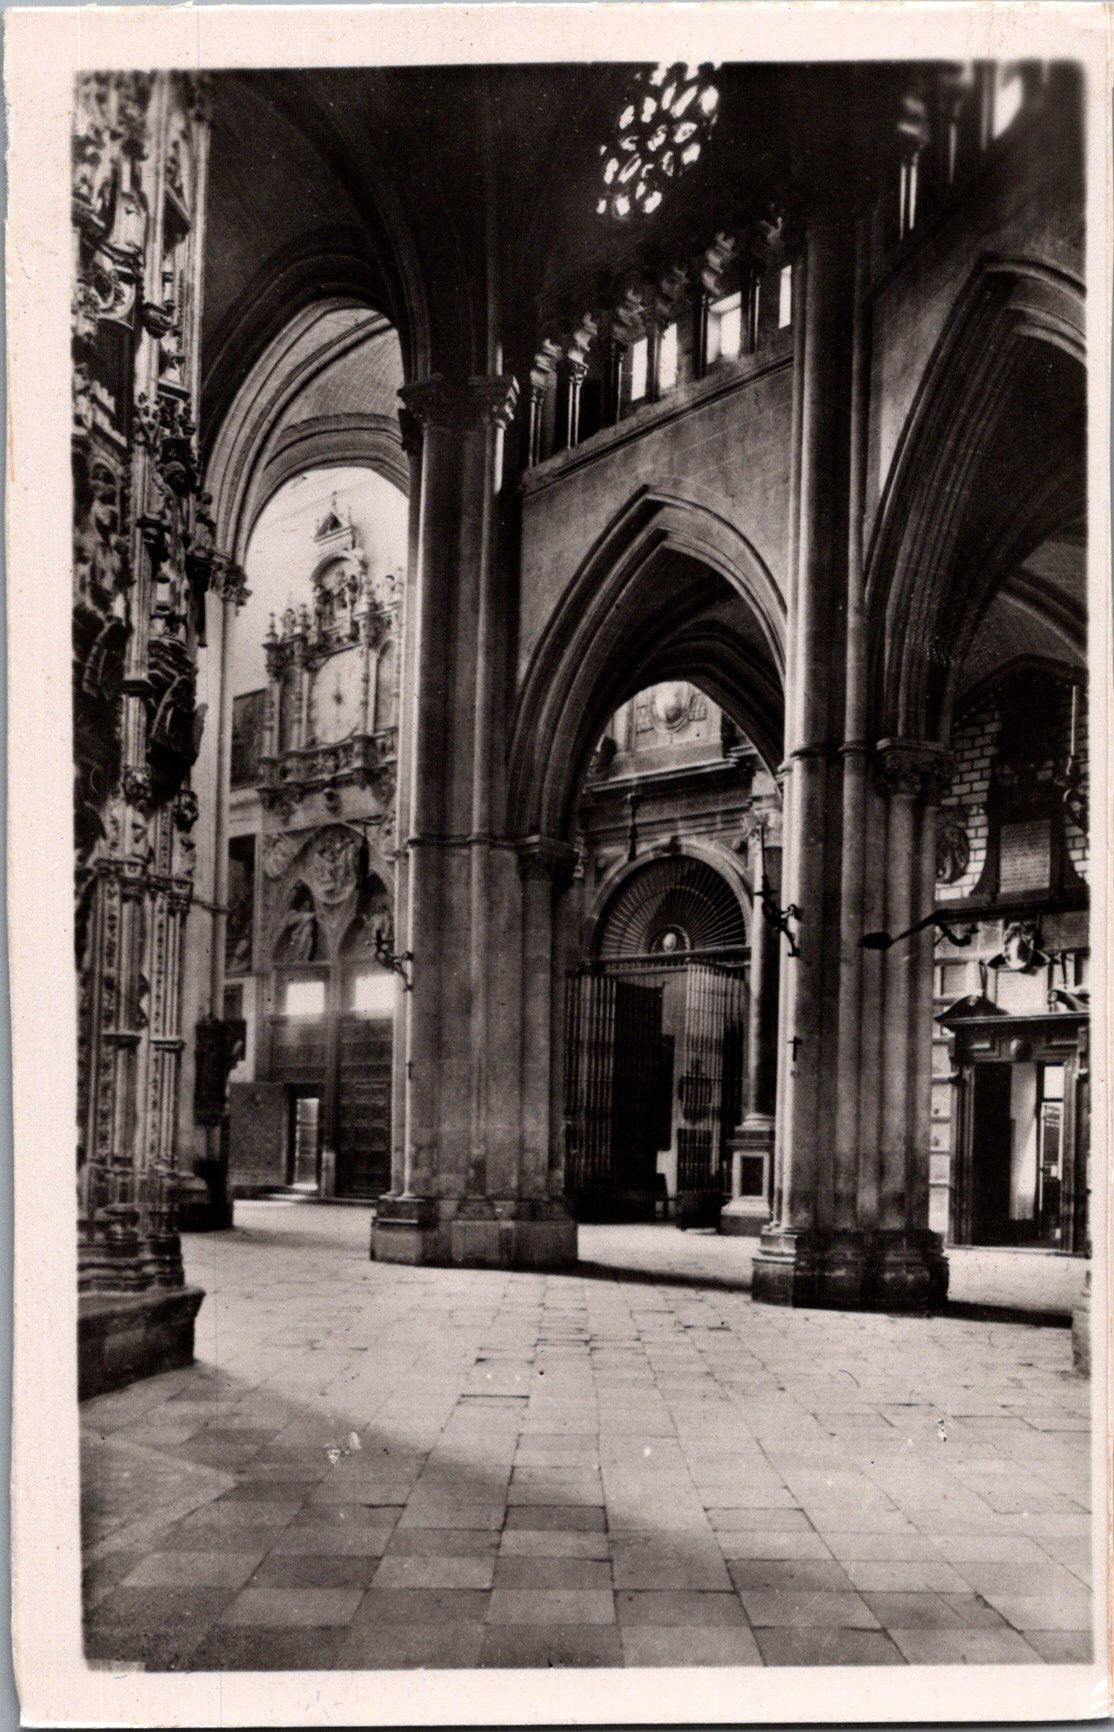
[{"xmin": 597, "ymin": 62, "xmax": 720, "ymax": 220}]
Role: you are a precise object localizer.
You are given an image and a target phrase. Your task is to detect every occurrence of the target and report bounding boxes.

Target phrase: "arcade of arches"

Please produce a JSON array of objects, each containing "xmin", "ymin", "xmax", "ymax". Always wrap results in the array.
[{"xmin": 71, "ymin": 61, "xmax": 1091, "ymax": 1395}]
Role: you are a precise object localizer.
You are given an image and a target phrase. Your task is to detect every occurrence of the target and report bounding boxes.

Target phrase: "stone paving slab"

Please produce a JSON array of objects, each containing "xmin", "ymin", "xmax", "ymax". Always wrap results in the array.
[{"xmin": 81, "ymin": 1204, "xmax": 1095, "ymax": 1671}]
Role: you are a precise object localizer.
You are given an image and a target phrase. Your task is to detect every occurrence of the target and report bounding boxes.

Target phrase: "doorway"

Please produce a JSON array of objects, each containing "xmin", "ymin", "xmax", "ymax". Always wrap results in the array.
[
  {"xmin": 564, "ymin": 956, "xmax": 746, "ymax": 1225},
  {"xmin": 287, "ymin": 1089, "xmax": 322, "ymax": 1190},
  {"xmin": 968, "ymin": 1059, "xmax": 1067, "ymax": 1247}
]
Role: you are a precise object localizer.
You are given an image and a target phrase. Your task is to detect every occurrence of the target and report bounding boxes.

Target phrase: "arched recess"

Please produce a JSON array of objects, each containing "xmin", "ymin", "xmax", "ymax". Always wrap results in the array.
[
  {"xmin": 206, "ymin": 300, "xmax": 409, "ymax": 563},
  {"xmin": 508, "ymin": 484, "xmax": 786, "ymax": 844},
  {"xmin": 867, "ymin": 257, "xmax": 1086, "ymax": 745},
  {"xmin": 585, "ymin": 843, "xmax": 753, "ymax": 957}
]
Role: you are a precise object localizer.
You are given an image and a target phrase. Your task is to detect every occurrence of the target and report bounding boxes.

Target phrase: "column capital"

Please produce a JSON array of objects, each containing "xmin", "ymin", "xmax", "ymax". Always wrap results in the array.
[
  {"xmin": 874, "ymin": 738, "xmax": 953, "ymax": 804},
  {"xmin": 516, "ymin": 835, "xmax": 577, "ymax": 889},
  {"xmin": 398, "ymin": 373, "xmax": 520, "ymax": 435}
]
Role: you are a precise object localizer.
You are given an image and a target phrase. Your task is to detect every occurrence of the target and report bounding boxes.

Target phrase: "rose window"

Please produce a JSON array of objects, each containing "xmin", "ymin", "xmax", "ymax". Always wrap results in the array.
[{"xmin": 597, "ymin": 63, "xmax": 720, "ymax": 220}]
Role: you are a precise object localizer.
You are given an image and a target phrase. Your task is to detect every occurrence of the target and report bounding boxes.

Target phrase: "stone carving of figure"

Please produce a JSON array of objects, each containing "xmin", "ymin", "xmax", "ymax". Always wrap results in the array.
[
  {"xmin": 935, "ymin": 814, "xmax": 971, "ymax": 885},
  {"xmin": 275, "ymin": 884, "xmax": 318, "ymax": 963},
  {"xmin": 308, "ymin": 827, "xmax": 360, "ymax": 906}
]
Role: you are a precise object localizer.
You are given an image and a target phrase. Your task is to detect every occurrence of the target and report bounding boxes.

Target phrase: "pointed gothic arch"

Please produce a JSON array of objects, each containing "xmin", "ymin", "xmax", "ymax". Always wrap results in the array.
[
  {"xmin": 507, "ymin": 483, "xmax": 786, "ymax": 844},
  {"xmin": 866, "ymin": 256, "xmax": 1086, "ymax": 745}
]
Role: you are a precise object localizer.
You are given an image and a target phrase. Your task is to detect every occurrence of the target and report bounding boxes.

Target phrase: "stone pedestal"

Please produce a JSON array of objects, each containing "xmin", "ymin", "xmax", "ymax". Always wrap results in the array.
[
  {"xmin": 720, "ymin": 1117, "xmax": 773, "ymax": 1235},
  {"xmin": 752, "ymin": 1226, "xmax": 947, "ymax": 1310},
  {"xmin": 78, "ymin": 1286, "xmax": 205, "ymax": 1401},
  {"xmin": 372, "ymin": 1194, "xmax": 576, "ymax": 1269}
]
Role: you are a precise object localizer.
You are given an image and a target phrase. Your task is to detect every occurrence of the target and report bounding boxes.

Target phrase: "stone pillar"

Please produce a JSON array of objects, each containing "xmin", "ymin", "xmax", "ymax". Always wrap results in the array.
[
  {"xmin": 371, "ymin": 375, "xmax": 577, "ymax": 1270},
  {"xmin": 722, "ymin": 797, "xmax": 781, "ymax": 1235},
  {"xmin": 753, "ymin": 201, "xmax": 855, "ymax": 1307},
  {"xmin": 868, "ymin": 740, "xmax": 952, "ymax": 1307}
]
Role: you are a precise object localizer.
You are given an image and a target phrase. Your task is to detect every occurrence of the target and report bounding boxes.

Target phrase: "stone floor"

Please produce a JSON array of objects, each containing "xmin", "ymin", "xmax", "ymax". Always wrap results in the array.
[{"xmin": 82, "ymin": 1204, "xmax": 1094, "ymax": 1671}]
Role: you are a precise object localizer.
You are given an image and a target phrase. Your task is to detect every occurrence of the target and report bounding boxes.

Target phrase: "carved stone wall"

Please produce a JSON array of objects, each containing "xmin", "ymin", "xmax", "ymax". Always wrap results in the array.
[{"xmin": 73, "ymin": 73, "xmax": 215, "ymax": 1386}]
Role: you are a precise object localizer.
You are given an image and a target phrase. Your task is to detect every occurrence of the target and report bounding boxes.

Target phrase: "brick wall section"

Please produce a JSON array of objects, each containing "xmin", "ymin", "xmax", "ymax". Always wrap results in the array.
[{"xmin": 938, "ymin": 682, "xmax": 1088, "ymax": 905}]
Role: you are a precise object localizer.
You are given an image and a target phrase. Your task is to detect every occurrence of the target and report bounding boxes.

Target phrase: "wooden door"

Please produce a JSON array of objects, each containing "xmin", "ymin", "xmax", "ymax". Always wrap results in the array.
[
  {"xmin": 970, "ymin": 1063, "xmax": 1012, "ymax": 1243},
  {"xmin": 335, "ymin": 1015, "xmax": 392, "ymax": 1200}
]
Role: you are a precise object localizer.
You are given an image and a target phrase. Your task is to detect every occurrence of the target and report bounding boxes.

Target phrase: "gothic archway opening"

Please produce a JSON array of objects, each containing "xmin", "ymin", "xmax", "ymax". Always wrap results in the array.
[
  {"xmin": 221, "ymin": 463, "xmax": 407, "ymax": 1205},
  {"xmin": 562, "ymin": 675, "xmax": 778, "ymax": 1232}
]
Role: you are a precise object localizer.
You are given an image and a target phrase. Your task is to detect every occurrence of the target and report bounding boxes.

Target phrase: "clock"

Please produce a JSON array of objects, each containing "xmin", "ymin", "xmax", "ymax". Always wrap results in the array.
[{"xmin": 311, "ymin": 647, "xmax": 363, "ymax": 745}]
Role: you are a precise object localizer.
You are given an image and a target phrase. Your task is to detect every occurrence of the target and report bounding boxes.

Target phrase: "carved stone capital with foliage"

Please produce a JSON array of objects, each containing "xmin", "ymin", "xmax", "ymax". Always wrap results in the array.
[
  {"xmin": 875, "ymin": 738, "xmax": 953, "ymax": 806},
  {"xmin": 399, "ymin": 373, "xmax": 520, "ymax": 435}
]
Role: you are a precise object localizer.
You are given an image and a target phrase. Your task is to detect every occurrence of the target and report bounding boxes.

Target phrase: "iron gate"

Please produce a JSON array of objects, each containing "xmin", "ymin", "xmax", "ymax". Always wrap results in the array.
[{"xmin": 564, "ymin": 954, "xmax": 746, "ymax": 1224}]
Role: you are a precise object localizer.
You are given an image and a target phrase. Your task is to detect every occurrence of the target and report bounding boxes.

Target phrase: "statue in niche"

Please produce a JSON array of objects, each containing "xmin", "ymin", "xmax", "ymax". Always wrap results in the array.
[
  {"xmin": 935, "ymin": 813, "xmax": 971, "ymax": 884},
  {"xmin": 274, "ymin": 883, "xmax": 318, "ymax": 963},
  {"xmin": 342, "ymin": 875, "xmax": 393, "ymax": 958}
]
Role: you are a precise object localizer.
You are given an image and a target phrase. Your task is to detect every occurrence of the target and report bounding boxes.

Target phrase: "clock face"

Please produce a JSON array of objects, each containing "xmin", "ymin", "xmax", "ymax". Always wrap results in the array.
[{"xmin": 312, "ymin": 648, "xmax": 362, "ymax": 745}]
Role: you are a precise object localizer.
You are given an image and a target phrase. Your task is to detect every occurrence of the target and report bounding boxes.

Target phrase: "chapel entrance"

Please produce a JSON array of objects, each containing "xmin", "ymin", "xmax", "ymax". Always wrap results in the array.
[
  {"xmin": 564, "ymin": 855, "xmax": 748, "ymax": 1227},
  {"xmin": 942, "ymin": 1005, "xmax": 1089, "ymax": 1253}
]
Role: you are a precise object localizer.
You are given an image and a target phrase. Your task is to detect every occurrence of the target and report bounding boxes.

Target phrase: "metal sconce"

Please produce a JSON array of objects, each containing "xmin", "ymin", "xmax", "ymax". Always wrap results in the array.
[
  {"xmin": 753, "ymin": 813, "xmax": 800, "ymax": 958},
  {"xmin": 373, "ymin": 922, "xmax": 414, "ymax": 992},
  {"xmin": 860, "ymin": 911, "xmax": 978, "ymax": 951}
]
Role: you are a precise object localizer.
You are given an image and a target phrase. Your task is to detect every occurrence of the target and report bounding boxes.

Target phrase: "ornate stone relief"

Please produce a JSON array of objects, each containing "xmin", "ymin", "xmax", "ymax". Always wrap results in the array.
[
  {"xmin": 935, "ymin": 812, "xmax": 971, "ymax": 884},
  {"xmin": 72, "ymin": 74, "xmax": 210, "ymax": 1291}
]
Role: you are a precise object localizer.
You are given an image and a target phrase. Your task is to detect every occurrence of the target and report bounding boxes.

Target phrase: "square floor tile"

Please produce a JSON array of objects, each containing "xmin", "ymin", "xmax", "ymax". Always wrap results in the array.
[
  {"xmin": 222, "ymin": 1587, "xmax": 363, "ymax": 1627},
  {"xmin": 190, "ymin": 1625, "xmax": 345, "ymax": 1671},
  {"xmin": 841, "ymin": 1560, "xmax": 968, "ymax": 1593},
  {"xmin": 249, "ymin": 1552, "xmax": 381, "ymax": 1589},
  {"xmin": 355, "ymin": 1588, "xmax": 492, "ymax": 1624},
  {"xmin": 500, "ymin": 1530, "xmax": 610, "ymax": 1559},
  {"xmin": 728, "ymin": 1559, "xmax": 856, "ymax": 1593},
  {"xmin": 740, "ymin": 1592, "xmax": 879, "ymax": 1629},
  {"xmin": 336, "ymin": 1620, "xmax": 486, "ymax": 1669},
  {"xmin": 616, "ymin": 1591, "xmax": 746, "ymax": 1627},
  {"xmin": 388, "ymin": 1528, "xmax": 500, "ymax": 1557},
  {"xmin": 505, "ymin": 1505, "xmax": 607, "ymax": 1532},
  {"xmin": 889, "ymin": 1628, "xmax": 1041, "ymax": 1664},
  {"xmin": 373, "ymin": 1554, "xmax": 496, "ymax": 1589},
  {"xmin": 271, "ymin": 1523, "xmax": 393, "ymax": 1557},
  {"xmin": 1023, "ymin": 1630, "xmax": 1094, "ymax": 1663},
  {"xmin": 754, "ymin": 1628, "xmax": 904, "ymax": 1666},
  {"xmin": 495, "ymin": 1557, "xmax": 612, "ymax": 1589},
  {"xmin": 822, "ymin": 1533, "xmax": 945, "ymax": 1562},
  {"xmin": 479, "ymin": 1623, "xmax": 623, "ymax": 1667},
  {"xmin": 982, "ymin": 1594, "xmax": 1093, "ymax": 1632},
  {"xmin": 121, "ymin": 1550, "xmax": 263, "ymax": 1590},
  {"xmin": 487, "ymin": 1589, "xmax": 615, "ymax": 1625},
  {"xmin": 620, "ymin": 1625, "xmax": 763, "ymax": 1666}
]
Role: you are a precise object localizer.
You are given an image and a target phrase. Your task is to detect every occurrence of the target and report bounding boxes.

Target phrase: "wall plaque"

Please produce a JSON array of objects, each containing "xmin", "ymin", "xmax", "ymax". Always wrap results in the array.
[{"xmin": 998, "ymin": 817, "xmax": 1051, "ymax": 895}]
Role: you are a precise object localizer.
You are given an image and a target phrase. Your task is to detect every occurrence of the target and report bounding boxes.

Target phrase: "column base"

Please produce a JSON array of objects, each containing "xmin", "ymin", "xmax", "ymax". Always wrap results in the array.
[
  {"xmin": 78, "ymin": 1285, "xmax": 204, "ymax": 1400},
  {"xmin": 371, "ymin": 1194, "xmax": 441, "ymax": 1264},
  {"xmin": 371, "ymin": 1195, "xmax": 578, "ymax": 1271},
  {"xmin": 752, "ymin": 1226, "xmax": 948, "ymax": 1312}
]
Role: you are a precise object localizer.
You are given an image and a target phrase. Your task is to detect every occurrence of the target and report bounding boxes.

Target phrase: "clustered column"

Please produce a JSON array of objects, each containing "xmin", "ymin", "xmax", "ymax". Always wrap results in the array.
[{"xmin": 372, "ymin": 375, "xmax": 577, "ymax": 1269}]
